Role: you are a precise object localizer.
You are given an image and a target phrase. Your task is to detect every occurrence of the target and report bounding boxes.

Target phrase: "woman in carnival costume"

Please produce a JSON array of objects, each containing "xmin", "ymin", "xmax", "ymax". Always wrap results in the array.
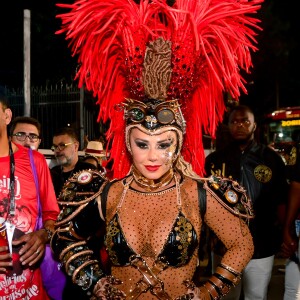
[{"xmin": 51, "ymin": 0, "xmax": 263, "ymax": 298}]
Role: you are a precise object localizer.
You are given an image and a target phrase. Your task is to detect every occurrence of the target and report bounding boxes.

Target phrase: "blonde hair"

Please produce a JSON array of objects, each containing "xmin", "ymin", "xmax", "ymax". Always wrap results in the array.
[{"xmin": 175, "ymin": 155, "xmax": 201, "ymax": 180}]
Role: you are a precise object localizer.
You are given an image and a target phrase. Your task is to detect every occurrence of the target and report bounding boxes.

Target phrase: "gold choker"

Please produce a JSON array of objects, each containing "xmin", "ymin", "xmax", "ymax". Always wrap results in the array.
[{"xmin": 132, "ymin": 166, "xmax": 174, "ymax": 192}]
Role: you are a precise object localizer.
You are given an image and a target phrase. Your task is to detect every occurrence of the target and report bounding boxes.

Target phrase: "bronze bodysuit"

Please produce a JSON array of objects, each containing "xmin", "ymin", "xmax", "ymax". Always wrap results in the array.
[
  {"xmin": 104, "ymin": 176, "xmax": 253, "ymax": 299},
  {"xmin": 51, "ymin": 171, "xmax": 253, "ymax": 299},
  {"xmin": 105, "ymin": 177, "xmax": 201, "ymax": 298}
]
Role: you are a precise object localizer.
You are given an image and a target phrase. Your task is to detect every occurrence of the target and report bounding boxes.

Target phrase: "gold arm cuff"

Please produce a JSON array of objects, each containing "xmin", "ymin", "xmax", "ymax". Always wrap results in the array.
[
  {"xmin": 219, "ymin": 263, "xmax": 241, "ymax": 276},
  {"xmin": 54, "ymin": 226, "xmax": 80, "ymax": 243},
  {"xmin": 59, "ymin": 240, "xmax": 87, "ymax": 261},
  {"xmin": 216, "ymin": 265, "xmax": 242, "ymax": 286},
  {"xmin": 68, "ymin": 222, "xmax": 87, "ymax": 240},
  {"xmin": 209, "ymin": 275, "xmax": 231, "ymax": 297},
  {"xmin": 65, "ymin": 250, "xmax": 94, "ymax": 272},
  {"xmin": 202, "ymin": 281, "xmax": 220, "ymax": 300},
  {"xmin": 72, "ymin": 259, "xmax": 99, "ymax": 284}
]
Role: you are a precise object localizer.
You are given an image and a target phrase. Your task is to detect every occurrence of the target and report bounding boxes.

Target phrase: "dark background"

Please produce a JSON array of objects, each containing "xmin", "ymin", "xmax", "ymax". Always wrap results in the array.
[{"xmin": 1, "ymin": 0, "xmax": 299, "ymax": 119}]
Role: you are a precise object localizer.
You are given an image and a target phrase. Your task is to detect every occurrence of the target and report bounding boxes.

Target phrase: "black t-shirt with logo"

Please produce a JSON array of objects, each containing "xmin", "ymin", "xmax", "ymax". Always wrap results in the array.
[{"xmin": 205, "ymin": 140, "xmax": 289, "ymax": 258}]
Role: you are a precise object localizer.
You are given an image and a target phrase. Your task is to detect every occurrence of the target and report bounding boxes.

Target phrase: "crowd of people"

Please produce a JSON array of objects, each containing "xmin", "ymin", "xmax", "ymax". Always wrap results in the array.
[
  {"xmin": 1, "ymin": 98, "xmax": 299, "ymax": 300},
  {"xmin": 0, "ymin": 0, "xmax": 299, "ymax": 300}
]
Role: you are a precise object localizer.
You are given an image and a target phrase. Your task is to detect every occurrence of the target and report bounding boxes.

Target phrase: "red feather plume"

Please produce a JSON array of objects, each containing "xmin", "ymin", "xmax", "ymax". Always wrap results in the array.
[{"xmin": 56, "ymin": 0, "xmax": 263, "ymax": 178}]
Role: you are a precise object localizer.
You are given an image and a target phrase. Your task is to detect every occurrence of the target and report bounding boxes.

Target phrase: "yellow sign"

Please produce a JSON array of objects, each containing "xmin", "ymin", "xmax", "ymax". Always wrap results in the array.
[{"xmin": 282, "ymin": 119, "xmax": 300, "ymax": 127}]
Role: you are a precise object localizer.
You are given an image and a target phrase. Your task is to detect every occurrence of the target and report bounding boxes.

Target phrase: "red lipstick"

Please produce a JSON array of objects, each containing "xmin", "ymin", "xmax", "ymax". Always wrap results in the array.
[{"xmin": 144, "ymin": 165, "xmax": 160, "ymax": 172}]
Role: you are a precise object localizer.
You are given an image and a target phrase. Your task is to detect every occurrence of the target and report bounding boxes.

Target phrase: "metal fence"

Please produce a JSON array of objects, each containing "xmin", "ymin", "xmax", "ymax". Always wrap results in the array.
[{"xmin": 4, "ymin": 84, "xmax": 102, "ymax": 149}]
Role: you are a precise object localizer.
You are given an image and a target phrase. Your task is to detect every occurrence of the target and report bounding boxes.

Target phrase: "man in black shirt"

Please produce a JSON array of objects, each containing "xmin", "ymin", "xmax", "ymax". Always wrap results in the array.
[
  {"xmin": 50, "ymin": 127, "xmax": 96, "ymax": 197},
  {"xmin": 205, "ymin": 105, "xmax": 288, "ymax": 300}
]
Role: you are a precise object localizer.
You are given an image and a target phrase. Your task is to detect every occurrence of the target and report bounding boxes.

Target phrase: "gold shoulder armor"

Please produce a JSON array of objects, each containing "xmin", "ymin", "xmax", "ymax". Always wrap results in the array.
[
  {"xmin": 205, "ymin": 175, "xmax": 254, "ymax": 220},
  {"xmin": 55, "ymin": 169, "xmax": 108, "ymax": 226}
]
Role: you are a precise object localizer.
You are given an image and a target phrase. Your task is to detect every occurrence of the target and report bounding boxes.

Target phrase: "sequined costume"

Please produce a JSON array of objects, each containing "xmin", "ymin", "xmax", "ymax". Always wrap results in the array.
[
  {"xmin": 51, "ymin": 0, "xmax": 263, "ymax": 298},
  {"xmin": 106, "ymin": 176, "xmax": 253, "ymax": 298},
  {"xmin": 51, "ymin": 169, "xmax": 254, "ymax": 299}
]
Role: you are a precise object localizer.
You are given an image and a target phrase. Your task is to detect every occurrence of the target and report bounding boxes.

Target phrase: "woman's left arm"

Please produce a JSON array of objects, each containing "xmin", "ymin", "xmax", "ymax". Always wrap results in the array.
[{"xmin": 196, "ymin": 189, "xmax": 254, "ymax": 299}]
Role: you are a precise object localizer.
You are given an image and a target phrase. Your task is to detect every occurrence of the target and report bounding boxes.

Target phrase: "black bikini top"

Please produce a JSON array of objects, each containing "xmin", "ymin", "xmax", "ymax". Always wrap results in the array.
[{"xmin": 104, "ymin": 176, "xmax": 199, "ymax": 267}]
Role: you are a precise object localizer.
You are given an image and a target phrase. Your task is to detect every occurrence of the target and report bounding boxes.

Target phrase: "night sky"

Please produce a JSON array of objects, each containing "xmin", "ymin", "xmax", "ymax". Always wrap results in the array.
[{"xmin": 1, "ymin": 0, "xmax": 299, "ymax": 118}]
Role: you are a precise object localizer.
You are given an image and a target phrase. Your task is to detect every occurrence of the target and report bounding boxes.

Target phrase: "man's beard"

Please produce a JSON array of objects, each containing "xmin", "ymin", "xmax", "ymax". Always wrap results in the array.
[{"xmin": 56, "ymin": 155, "xmax": 68, "ymax": 166}]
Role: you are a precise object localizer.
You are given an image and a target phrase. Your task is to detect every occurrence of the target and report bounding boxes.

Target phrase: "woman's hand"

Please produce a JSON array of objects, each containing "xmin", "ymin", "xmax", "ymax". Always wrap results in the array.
[
  {"xmin": 91, "ymin": 276, "xmax": 126, "ymax": 300},
  {"xmin": 174, "ymin": 281, "xmax": 211, "ymax": 300}
]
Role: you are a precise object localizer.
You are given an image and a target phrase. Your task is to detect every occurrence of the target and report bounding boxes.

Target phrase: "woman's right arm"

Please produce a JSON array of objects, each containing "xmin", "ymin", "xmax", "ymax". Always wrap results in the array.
[{"xmin": 50, "ymin": 170, "xmax": 125, "ymax": 299}]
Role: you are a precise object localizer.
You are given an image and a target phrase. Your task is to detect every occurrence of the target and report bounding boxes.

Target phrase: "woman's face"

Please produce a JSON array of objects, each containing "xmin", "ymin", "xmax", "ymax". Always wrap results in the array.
[{"xmin": 129, "ymin": 128, "xmax": 178, "ymax": 180}]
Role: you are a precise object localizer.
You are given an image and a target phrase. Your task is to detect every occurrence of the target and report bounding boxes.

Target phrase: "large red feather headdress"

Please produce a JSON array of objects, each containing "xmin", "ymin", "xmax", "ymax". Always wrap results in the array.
[{"xmin": 56, "ymin": 0, "xmax": 263, "ymax": 178}]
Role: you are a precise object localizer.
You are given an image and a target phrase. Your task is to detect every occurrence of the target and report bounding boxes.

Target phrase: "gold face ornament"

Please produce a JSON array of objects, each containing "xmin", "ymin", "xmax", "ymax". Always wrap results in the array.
[
  {"xmin": 165, "ymin": 136, "xmax": 177, "ymax": 166},
  {"xmin": 254, "ymin": 165, "xmax": 272, "ymax": 183}
]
